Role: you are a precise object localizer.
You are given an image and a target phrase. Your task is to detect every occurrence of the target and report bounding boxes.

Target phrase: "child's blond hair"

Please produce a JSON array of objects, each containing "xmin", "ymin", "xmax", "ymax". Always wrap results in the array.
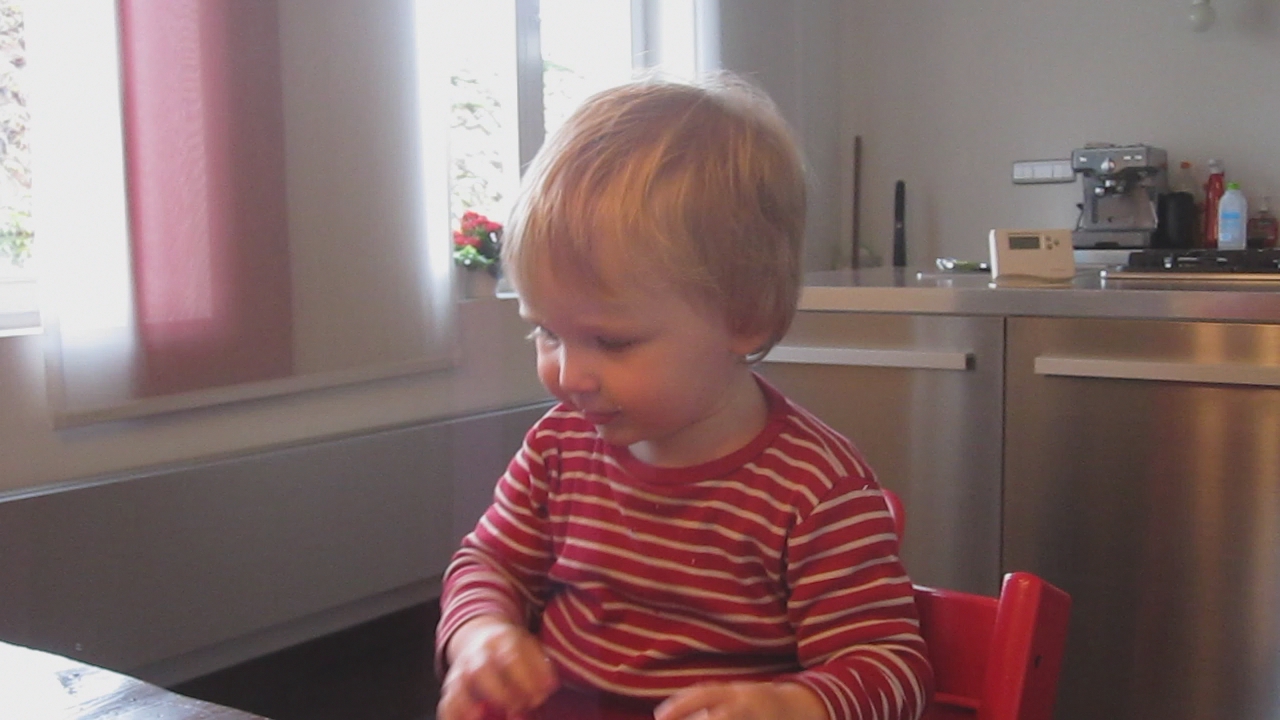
[{"xmin": 502, "ymin": 74, "xmax": 807, "ymax": 357}]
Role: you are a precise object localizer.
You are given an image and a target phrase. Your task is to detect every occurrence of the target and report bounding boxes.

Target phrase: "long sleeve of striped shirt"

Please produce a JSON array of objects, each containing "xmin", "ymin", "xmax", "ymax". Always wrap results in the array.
[{"xmin": 437, "ymin": 378, "xmax": 933, "ymax": 720}]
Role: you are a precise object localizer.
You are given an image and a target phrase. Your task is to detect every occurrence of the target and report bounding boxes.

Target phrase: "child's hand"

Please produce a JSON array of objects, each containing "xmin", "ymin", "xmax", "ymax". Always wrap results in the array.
[
  {"xmin": 438, "ymin": 617, "xmax": 559, "ymax": 720},
  {"xmin": 654, "ymin": 681, "xmax": 828, "ymax": 720}
]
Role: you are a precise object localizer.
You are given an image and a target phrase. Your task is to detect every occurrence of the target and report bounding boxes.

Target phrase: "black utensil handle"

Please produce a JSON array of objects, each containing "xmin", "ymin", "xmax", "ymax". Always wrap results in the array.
[
  {"xmin": 893, "ymin": 180, "xmax": 906, "ymax": 267},
  {"xmin": 852, "ymin": 135, "xmax": 862, "ymax": 269}
]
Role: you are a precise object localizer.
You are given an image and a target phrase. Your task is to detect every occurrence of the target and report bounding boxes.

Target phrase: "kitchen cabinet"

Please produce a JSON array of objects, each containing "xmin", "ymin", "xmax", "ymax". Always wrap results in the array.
[
  {"xmin": 1004, "ymin": 317, "xmax": 1280, "ymax": 720},
  {"xmin": 786, "ymin": 270, "xmax": 1280, "ymax": 720},
  {"xmin": 764, "ymin": 300, "xmax": 1280, "ymax": 720},
  {"xmin": 759, "ymin": 311, "xmax": 1005, "ymax": 595}
]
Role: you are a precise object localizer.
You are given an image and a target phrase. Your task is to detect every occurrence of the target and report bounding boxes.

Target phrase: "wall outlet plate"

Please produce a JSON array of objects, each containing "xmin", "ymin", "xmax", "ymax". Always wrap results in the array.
[
  {"xmin": 1011, "ymin": 159, "xmax": 1075, "ymax": 184},
  {"xmin": 988, "ymin": 228, "xmax": 1076, "ymax": 281}
]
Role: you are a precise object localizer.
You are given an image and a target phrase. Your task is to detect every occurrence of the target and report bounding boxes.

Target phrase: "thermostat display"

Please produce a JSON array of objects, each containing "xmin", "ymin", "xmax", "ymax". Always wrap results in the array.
[{"xmin": 1008, "ymin": 234, "xmax": 1042, "ymax": 250}]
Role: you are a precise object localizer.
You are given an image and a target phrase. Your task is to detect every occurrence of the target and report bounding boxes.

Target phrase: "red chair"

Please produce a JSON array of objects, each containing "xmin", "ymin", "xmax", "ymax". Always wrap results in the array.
[{"xmin": 881, "ymin": 487, "xmax": 1072, "ymax": 720}]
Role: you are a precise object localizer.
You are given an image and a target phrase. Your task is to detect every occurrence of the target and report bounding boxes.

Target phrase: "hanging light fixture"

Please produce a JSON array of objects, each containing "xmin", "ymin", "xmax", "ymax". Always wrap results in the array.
[{"xmin": 1188, "ymin": 0, "xmax": 1216, "ymax": 31}]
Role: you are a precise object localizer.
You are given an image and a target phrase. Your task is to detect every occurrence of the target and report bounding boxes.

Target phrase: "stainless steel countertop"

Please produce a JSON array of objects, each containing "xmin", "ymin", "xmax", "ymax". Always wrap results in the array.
[{"xmin": 800, "ymin": 266, "xmax": 1280, "ymax": 324}]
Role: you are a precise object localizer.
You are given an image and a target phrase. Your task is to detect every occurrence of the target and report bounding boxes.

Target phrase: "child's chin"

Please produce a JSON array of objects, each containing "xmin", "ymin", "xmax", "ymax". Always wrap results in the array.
[{"xmin": 595, "ymin": 422, "xmax": 642, "ymax": 448}]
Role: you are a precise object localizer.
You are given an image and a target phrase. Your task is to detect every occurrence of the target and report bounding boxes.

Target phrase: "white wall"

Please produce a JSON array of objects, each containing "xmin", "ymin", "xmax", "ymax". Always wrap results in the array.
[
  {"xmin": 718, "ymin": 0, "xmax": 846, "ymax": 271},
  {"xmin": 839, "ymin": 0, "xmax": 1280, "ymax": 267},
  {"xmin": 0, "ymin": 395, "xmax": 549, "ymax": 684},
  {"xmin": 0, "ymin": 299, "xmax": 547, "ymax": 495}
]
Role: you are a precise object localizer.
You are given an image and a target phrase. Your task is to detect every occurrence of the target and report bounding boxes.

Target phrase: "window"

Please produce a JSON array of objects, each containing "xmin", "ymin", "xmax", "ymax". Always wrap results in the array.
[
  {"xmin": 439, "ymin": 0, "xmax": 718, "ymax": 240},
  {"xmin": 16, "ymin": 0, "xmax": 713, "ymax": 423},
  {"xmin": 539, "ymin": 1, "xmax": 635, "ymax": 140},
  {"xmin": 0, "ymin": 0, "xmax": 34, "ymax": 335},
  {"xmin": 35, "ymin": 1, "xmax": 460, "ymax": 424},
  {"xmin": 0, "ymin": 0, "xmax": 28, "ymax": 268}
]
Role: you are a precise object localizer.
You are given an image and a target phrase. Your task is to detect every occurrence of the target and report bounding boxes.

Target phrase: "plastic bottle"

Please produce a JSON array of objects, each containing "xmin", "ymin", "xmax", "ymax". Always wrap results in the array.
[
  {"xmin": 1203, "ymin": 159, "xmax": 1226, "ymax": 248},
  {"xmin": 1248, "ymin": 195, "xmax": 1279, "ymax": 248},
  {"xmin": 1217, "ymin": 181, "xmax": 1248, "ymax": 250}
]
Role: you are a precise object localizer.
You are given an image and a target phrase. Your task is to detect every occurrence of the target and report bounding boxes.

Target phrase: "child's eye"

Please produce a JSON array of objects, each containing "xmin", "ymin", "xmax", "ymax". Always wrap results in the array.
[{"xmin": 596, "ymin": 336, "xmax": 636, "ymax": 352}]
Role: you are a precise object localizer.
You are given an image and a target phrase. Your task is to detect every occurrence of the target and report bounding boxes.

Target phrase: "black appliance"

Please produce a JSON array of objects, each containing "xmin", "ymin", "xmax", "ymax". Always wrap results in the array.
[{"xmin": 1106, "ymin": 248, "xmax": 1280, "ymax": 280}]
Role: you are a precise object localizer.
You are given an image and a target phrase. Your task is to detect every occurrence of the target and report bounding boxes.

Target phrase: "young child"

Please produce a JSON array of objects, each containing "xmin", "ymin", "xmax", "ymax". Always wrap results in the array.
[{"xmin": 436, "ymin": 75, "xmax": 932, "ymax": 720}]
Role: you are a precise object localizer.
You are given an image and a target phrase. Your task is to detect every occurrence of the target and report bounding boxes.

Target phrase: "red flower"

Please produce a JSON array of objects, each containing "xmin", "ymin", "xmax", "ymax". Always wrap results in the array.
[
  {"xmin": 453, "ymin": 210, "xmax": 502, "ymax": 270},
  {"xmin": 460, "ymin": 211, "xmax": 488, "ymax": 234}
]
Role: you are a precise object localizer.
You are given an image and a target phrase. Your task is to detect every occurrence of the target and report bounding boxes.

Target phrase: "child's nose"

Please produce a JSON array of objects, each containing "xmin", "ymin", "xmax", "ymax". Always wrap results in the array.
[{"xmin": 557, "ymin": 346, "xmax": 599, "ymax": 393}]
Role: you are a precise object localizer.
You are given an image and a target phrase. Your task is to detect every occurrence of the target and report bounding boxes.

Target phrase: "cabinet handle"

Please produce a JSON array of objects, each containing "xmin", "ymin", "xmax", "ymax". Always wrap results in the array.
[
  {"xmin": 764, "ymin": 345, "xmax": 973, "ymax": 371},
  {"xmin": 1035, "ymin": 356, "xmax": 1280, "ymax": 388}
]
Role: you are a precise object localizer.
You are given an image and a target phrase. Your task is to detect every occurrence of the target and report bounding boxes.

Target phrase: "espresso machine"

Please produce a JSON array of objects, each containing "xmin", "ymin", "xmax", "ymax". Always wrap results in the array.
[{"xmin": 1071, "ymin": 143, "xmax": 1168, "ymax": 250}]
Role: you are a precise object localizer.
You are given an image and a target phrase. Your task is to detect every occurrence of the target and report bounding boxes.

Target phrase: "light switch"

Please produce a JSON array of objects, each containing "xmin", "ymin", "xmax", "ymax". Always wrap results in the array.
[{"xmin": 1012, "ymin": 159, "xmax": 1076, "ymax": 185}]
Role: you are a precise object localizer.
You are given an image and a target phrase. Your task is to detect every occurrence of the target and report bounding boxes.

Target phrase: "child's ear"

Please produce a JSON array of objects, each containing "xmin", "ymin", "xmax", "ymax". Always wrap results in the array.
[{"xmin": 730, "ymin": 329, "xmax": 772, "ymax": 358}]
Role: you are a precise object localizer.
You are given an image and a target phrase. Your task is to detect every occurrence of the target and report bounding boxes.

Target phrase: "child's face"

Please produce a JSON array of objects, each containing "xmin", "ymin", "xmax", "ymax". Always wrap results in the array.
[{"xmin": 516, "ymin": 261, "xmax": 766, "ymax": 468}]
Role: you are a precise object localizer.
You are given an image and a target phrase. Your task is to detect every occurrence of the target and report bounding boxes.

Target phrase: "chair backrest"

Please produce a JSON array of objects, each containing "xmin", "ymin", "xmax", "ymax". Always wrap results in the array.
[{"xmin": 880, "ymin": 487, "xmax": 1072, "ymax": 720}]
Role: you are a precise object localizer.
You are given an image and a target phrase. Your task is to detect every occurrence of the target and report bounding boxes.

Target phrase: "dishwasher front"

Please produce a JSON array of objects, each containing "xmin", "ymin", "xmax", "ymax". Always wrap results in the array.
[{"xmin": 1005, "ymin": 317, "xmax": 1280, "ymax": 720}]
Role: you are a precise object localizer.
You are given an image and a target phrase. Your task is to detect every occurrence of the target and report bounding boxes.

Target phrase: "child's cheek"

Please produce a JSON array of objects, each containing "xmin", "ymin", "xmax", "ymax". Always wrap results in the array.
[{"xmin": 535, "ymin": 353, "xmax": 562, "ymax": 396}]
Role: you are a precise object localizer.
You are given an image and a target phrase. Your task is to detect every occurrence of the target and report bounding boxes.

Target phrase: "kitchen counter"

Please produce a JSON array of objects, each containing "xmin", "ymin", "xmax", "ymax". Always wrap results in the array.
[{"xmin": 801, "ymin": 266, "xmax": 1280, "ymax": 324}]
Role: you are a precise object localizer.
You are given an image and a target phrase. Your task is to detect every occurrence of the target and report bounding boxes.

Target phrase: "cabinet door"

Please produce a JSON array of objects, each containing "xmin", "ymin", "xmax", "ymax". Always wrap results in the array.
[
  {"xmin": 759, "ymin": 312, "xmax": 1004, "ymax": 594},
  {"xmin": 1005, "ymin": 317, "xmax": 1280, "ymax": 720}
]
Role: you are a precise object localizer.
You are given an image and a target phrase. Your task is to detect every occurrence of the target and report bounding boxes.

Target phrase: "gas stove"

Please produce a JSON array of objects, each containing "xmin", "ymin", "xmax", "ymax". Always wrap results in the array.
[{"xmin": 1104, "ymin": 248, "xmax": 1280, "ymax": 281}]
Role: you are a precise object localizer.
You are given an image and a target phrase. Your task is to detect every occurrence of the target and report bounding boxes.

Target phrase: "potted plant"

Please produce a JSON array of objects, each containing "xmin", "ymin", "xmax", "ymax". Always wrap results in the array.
[{"xmin": 453, "ymin": 210, "xmax": 501, "ymax": 298}]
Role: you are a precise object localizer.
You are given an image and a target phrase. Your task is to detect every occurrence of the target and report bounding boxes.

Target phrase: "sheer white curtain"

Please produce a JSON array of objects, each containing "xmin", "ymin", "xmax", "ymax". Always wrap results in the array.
[
  {"xmin": 30, "ymin": 1, "xmax": 138, "ymax": 418},
  {"xmin": 30, "ymin": 0, "xmax": 457, "ymax": 427}
]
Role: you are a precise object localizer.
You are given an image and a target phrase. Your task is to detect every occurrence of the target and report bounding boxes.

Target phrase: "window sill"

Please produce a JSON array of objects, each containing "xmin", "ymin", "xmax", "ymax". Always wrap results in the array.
[
  {"xmin": 0, "ymin": 282, "xmax": 522, "ymax": 341},
  {"xmin": 0, "ymin": 275, "xmax": 40, "ymax": 337},
  {"xmin": 0, "ymin": 314, "xmax": 41, "ymax": 338}
]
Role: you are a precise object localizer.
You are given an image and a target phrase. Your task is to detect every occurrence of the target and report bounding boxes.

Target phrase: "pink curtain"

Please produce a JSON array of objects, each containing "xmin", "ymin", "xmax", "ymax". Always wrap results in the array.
[{"xmin": 117, "ymin": 0, "xmax": 293, "ymax": 398}]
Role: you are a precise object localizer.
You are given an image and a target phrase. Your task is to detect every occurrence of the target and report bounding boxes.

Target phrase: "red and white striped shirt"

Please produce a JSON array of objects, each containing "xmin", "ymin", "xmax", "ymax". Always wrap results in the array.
[{"xmin": 438, "ymin": 377, "xmax": 932, "ymax": 720}]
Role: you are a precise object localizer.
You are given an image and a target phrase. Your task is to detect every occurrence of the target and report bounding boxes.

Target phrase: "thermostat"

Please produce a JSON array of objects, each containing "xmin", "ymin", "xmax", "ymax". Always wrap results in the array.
[{"xmin": 988, "ymin": 228, "xmax": 1075, "ymax": 282}]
